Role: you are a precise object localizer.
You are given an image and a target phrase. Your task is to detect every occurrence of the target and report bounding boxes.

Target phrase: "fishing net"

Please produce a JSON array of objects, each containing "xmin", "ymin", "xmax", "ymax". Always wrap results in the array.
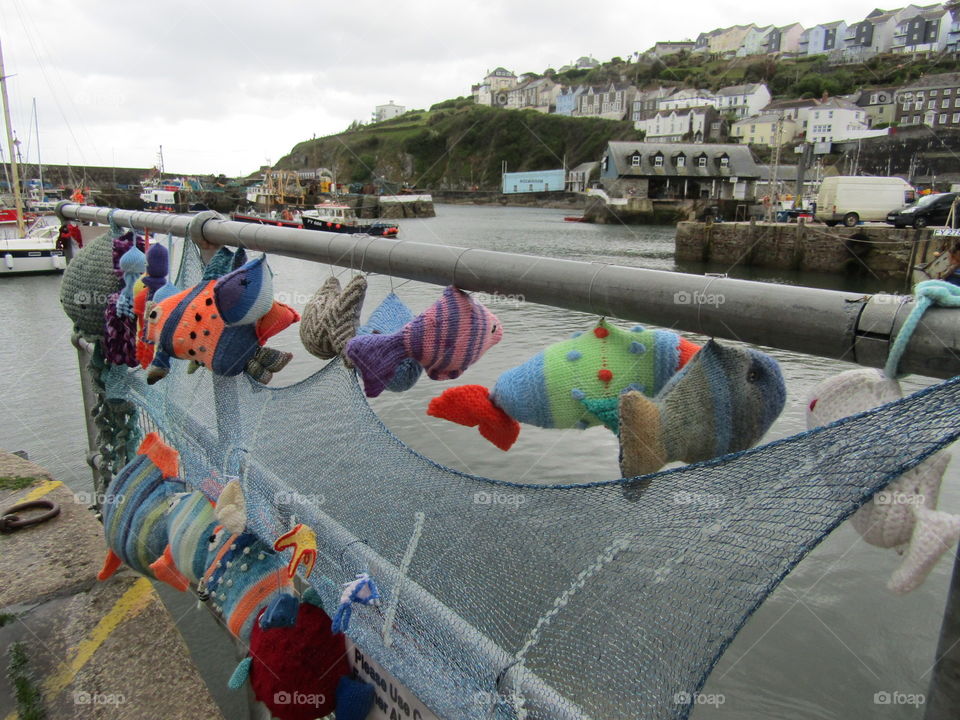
[{"xmin": 104, "ymin": 242, "xmax": 960, "ymax": 720}]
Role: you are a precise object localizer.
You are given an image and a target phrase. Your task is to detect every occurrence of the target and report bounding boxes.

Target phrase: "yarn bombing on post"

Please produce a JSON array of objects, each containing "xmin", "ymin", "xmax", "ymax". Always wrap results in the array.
[
  {"xmin": 428, "ymin": 319, "xmax": 700, "ymax": 451},
  {"xmin": 142, "ymin": 252, "xmax": 300, "ymax": 384},
  {"xmin": 355, "ymin": 292, "xmax": 423, "ymax": 392},
  {"xmin": 618, "ymin": 339, "xmax": 786, "ymax": 477},
  {"xmin": 345, "ymin": 286, "xmax": 503, "ymax": 398},
  {"xmin": 807, "ymin": 368, "xmax": 959, "ymax": 594}
]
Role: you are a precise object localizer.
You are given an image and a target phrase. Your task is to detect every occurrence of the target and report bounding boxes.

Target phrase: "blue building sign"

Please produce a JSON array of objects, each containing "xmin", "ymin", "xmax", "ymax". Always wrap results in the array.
[{"xmin": 502, "ymin": 169, "xmax": 566, "ymax": 194}]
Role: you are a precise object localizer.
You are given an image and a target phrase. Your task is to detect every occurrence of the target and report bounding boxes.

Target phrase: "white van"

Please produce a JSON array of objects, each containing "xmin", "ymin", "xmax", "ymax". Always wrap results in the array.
[{"xmin": 815, "ymin": 176, "xmax": 914, "ymax": 227}]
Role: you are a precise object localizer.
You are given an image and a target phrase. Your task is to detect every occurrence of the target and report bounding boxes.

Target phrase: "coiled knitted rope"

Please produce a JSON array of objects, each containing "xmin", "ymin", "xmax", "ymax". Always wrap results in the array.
[
  {"xmin": 300, "ymin": 274, "xmax": 367, "ymax": 366},
  {"xmin": 884, "ymin": 280, "xmax": 960, "ymax": 378}
]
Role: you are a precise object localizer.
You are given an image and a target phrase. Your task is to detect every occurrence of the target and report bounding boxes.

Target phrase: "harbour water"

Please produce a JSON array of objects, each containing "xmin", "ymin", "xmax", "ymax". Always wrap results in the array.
[{"xmin": 0, "ymin": 204, "xmax": 952, "ymax": 718}]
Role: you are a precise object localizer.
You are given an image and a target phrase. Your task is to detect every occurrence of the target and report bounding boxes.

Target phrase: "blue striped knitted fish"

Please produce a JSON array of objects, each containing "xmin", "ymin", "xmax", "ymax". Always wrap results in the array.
[
  {"xmin": 618, "ymin": 340, "xmax": 786, "ymax": 477},
  {"xmin": 98, "ymin": 432, "xmax": 183, "ymax": 581}
]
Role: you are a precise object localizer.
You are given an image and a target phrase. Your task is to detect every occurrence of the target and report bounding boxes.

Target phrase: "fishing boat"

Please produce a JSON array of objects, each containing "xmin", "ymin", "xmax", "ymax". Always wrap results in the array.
[{"xmin": 301, "ymin": 202, "xmax": 398, "ymax": 237}]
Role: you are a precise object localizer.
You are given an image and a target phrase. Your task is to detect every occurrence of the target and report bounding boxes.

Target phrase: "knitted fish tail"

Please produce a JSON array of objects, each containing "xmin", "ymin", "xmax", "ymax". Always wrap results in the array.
[
  {"xmin": 427, "ymin": 385, "xmax": 521, "ymax": 451},
  {"xmin": 345, "ymin": 332, "xmax": 409, "ymax": 398}
]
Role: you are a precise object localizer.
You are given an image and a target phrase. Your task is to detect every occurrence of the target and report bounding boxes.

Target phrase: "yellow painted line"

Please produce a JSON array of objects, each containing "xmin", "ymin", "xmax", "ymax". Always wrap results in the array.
[
  {"xmin": 3, "ymin": 576, "xmax": 156, "ymax": 720},
  {"xmin": 14, "ymin": 479, "xmax": 63, "ymax": 503},
  {"xmin": 41, "ymin": 576, "xmax": 155, "ymax": 699}
]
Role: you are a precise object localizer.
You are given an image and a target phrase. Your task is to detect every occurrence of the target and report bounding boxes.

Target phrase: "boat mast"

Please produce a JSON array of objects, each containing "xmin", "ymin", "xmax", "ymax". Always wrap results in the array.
[
  {"xmin": 34, "ymin": 97, "xmax": 43, "ymax": 203},
  {"xmin": 0, "ymin": 37, "xmax": 25, "ymax": 234}
]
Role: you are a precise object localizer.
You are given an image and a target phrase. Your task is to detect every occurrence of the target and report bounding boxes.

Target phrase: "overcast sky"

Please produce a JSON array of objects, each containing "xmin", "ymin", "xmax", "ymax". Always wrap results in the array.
[{"xmin": 0, "ymin": 0, "xmax": 888, "ymax": 177}]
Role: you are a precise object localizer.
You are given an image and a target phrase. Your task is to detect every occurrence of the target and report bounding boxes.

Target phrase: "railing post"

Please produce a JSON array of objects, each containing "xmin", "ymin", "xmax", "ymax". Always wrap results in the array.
[
  {"xmin": 925, "ymin": 548, "xmax": 960, "ymax": 719},
  {"xmin": 71, "ymin": 333, "xmax": 104, "ymax": 496}
]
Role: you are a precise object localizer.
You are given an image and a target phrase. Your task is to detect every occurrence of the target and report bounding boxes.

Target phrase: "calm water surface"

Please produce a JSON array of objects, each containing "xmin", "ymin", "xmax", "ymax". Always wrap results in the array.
[{"xmin": 0, "ymin": 204, "xmax": 951, "ymax": 719}]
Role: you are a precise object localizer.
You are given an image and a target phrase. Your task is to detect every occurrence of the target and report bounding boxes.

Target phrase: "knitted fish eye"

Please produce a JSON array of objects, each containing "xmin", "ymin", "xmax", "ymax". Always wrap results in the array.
[
  {"xmin": 747, "ymin": 369, "xmax": 760, "ymax": 382},
  {"xmin": 491, "ymin": 324, "xmax": 498, "ymax": 334},
  {"xmin": 209, "ymin": 527, "xmax": 227, "ymax": 551}
]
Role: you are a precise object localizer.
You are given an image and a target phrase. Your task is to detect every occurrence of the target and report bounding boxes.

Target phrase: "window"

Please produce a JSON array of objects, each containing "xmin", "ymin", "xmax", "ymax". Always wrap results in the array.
[
  {"xmin": 751, "ymin": 125, "xmax": 756, "ymax": 132},
  {"xmin": 676, "ymin": 156, "xmax": 685, "ymax": 168},
  {"xmin": 654, "ymin": 155, "xmax": 663, "ymax": 167},
  {"xmin": 928, "ymin": 100, "xmax": 937, "ymax": 109},
  {"xmin": 947, "ymin": 89, "xmax": 953, "ymax": 95},
  {"xmin": 719, "ymin": 156, "xmax": 729, "ymax": 168},
  {"xmin": 944, "ymin": 100, "xmax": 950, "ymax": 109},
  {"xmin": 915, "ymin": 101, "xmax": 924, "ymax": 110},
  {"xmin": 932, "ymin": 89, "xmax": 939, "ymax": 96},
  {"xmin": 953, "ymin": 113, "xmax": 960, "ymax": 123},
  {"xmin": 698, "ymin": 156, "xmax": 707, "ymax": 168},
  {"xmin": 631, "ymin": 154, "xmax": 641, "ymax": 167},
  {"xmin": 940, "ymin": 113, "xmax": 948, "ymax": 124},
  {"xmin": 913, "ymin": 115, "xmax": 920, "ymax": 123},
  {"xmin": 828, "ymin": 110, "xmax": 834, "ymax": 118},
  {"xmin": 955, "ymin": 98, "xmax": 960, "ymax": 107}
]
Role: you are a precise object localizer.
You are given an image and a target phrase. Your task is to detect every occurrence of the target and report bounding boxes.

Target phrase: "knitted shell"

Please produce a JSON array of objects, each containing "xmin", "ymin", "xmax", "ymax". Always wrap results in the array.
[{"xmin": 59, "ymin": 229, "xmax": 122, "ymax": 340}]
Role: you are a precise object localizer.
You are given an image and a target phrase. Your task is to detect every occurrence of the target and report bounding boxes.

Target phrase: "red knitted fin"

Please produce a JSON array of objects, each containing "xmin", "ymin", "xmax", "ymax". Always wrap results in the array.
[
  {"xmin": 137, "ymin": 432, "xmax": 179, "ymax": 478},
  {"xmin": 255, "ymin": 302, "xmax": 300, "ymax": 345},
  {"xmin": 677, "ymin": 338, "xmax": 701, "ymax": 368},
  {"xmin": 428, "ymin": 385, "xmax": 520, "ymax": 451},
  {"xmin": 98, "ymin": 549, "xmax": 122, "ymax": 581}
]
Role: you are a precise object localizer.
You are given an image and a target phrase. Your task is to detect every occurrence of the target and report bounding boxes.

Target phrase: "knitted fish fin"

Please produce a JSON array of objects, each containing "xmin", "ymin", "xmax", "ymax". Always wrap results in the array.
[
  {"xmin": 149, "ymin": 545, "xmax": 190, "ymax": 591},
  {"xmin": 98, "ymin": 549, "xmax": 122, "ymax": 581},
  {"xmin": 618, "ymin": 391, "xmax": 667, "ymax": 478},
  {"xmin": 259, "ymin": 593, "xmax": 300, "ymax": 629},
  {"xmin": 579, "ymin": 396, "xmax": 621, "ymax": 434},
  {"xmin": 253, "ymin": 346, "xmax": 292, "ymax": 373},
  {"xmin": 215, "ymin": 257, "xmax": 274, "ymax": 326},
  {"xmin": 147, "ymin": 350, "xmax": 172, "ymax": 385},
  {"xmin": 427, "ymin": 385, "xmax": 520, "ymax": 451},
  {"xmin": 255, "ymin": 302, "xmax": 300, "ymax": 345},
  {"xmin": 324, "ymin": 274, "xmax": 368, "ymax": 361},
  {"xmin": 227, "ymin": 657, "xmax": 252, "ymax": 690},
  {"xmin": 137, "ymin": 432, "xmax": 179, "ymax": 478},
  {"xmin": 888, "ymin": 507, "xmax": 960, "ymax": 594},
  {"xmin": 335, "ymin": 676, "xmax": 376, "ymax": 720},
  {"xmin": 216, "ymin": 480, "xmax": 247, "ymax": 534},
  {"xmin": 302, "ymin": 586, "xmax": 326, "ymax": 610},
  {"xmin": 345, "ymin": 332, "xmax": 409, "ymax": 398},
  {"xmin": 202, "ymin": 247, "xmax": 237, "ymax": 280},
  {"xmin": 387, "ymin": 358, "xmax": 423, "ymax": 392}
]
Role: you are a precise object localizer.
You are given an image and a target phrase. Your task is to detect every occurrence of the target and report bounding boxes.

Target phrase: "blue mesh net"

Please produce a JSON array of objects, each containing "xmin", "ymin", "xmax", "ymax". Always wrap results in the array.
[{"xmin": 105, "ymin": 242, "xmax": 960, "ymax": 720}]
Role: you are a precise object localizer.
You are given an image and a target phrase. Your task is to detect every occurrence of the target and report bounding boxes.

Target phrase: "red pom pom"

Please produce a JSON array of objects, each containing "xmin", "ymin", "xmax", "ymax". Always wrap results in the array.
[
  {"xmin": 593, "ymin": 326, "xmax": 609, "ymax": 339},
  {"xmin": 597, "ymin": 368, "xmax": 613, "ymax": 383}
]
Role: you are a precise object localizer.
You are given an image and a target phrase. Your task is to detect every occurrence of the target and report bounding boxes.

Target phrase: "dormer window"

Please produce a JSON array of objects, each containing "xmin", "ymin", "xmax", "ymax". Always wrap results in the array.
[
  {"xmin": 697, "ymin": 155, "xmax": 707, "ymax": 168},
  {"xmin": 631, "ymin": 154, "xmax": 641, "ymax": 167},
  {"xmin": 653, "ymin": 154, "xmax": 664, "ymax": 168},
  {"xmin": 718, "ymin": 154, "xmax": 730, "ymax": 168},
  {"xmin": 676, "ymin": 155, "xmax": 686, "ymax": 168}
]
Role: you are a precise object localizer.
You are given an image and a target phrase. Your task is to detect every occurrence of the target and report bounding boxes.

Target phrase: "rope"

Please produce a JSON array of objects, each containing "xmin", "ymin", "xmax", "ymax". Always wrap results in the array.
[{"xmin": 885, "ymin": 280, "xmax": 960, "ymax": 378}]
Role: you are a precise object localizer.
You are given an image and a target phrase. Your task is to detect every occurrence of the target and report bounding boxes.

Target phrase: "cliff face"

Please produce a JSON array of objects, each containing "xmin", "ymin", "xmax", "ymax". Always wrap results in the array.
[{"xmin": 275, "ymin": 102, "xmax": 639, "ymax": 191}]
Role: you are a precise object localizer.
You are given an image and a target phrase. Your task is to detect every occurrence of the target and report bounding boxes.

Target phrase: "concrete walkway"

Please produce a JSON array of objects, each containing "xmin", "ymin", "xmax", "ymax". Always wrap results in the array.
[{"xmin": 0, "ymin": 451, "xmax": 225, "ymax": 720}]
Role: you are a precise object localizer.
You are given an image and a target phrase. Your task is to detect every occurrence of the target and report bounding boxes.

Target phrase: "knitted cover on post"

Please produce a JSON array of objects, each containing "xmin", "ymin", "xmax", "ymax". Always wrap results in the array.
[{"xmin": 100, "ymin": 243, "xmax": 960, "ymax": 720}]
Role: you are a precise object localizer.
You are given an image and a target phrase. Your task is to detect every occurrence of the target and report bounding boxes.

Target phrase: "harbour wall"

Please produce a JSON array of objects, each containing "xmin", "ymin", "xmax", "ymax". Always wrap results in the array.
[
  {"xmin": 583, "ymin": 197, "xmax": 702, "ymax": 225},
  {"xmin": 349, "ymin": 193, "xmax": 436, "ymax": 219},
  {"xmin": 431, "ymin": 190, "xmax": 587, "ymax": 210},
  {"xmin": 675, "ymin": 220, "xmax": 947, "ymax": 280}
]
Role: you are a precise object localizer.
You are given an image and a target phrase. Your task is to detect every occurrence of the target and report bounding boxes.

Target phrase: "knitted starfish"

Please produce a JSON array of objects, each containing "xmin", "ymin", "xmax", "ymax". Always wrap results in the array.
[
  {"xmin": 807, "ymin": 367, "xmax": 957, "ymax": 594},
  {"xmin": 300, "ymin": 275, "xmax": 367, "ymax": 365}
]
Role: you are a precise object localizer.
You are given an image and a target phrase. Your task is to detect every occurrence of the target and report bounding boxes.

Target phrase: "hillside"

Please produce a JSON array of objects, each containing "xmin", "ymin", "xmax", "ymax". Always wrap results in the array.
[{"xmin": 275, "ymin": 101, "xmax": 639, "ymax": 190}]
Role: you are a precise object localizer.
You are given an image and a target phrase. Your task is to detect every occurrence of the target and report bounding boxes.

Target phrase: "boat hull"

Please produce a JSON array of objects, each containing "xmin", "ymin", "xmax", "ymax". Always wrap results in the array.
[
  {"xmin": 231, "ymin": 213, "xmax": 303, "ymax": 230},
  {"xmin": 1, "ymin": 248, "xmax": 66, "ymax": 275},
  {"xmin": 302, "ymin": 215, "xmax": 398, "ymax": 236}
]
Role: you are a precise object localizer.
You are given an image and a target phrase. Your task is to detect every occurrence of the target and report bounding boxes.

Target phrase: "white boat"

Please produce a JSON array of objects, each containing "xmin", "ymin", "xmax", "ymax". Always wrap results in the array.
[{"xmin": 0, "ymin": 212, "xmax": 65, "ymax": 274}]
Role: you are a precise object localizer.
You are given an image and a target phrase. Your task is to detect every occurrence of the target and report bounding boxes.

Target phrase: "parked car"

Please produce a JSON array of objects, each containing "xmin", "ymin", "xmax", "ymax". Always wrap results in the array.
[
  {"xmin": 886, "ymin": 192, "xmax": 959, "ymax": 229},
  {"xmin": 815, "ymin": 176, "xmax": 915, "ymax": 227}
]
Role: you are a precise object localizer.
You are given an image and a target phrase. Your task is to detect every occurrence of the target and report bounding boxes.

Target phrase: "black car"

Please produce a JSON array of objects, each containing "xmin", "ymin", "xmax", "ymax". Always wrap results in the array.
[{"xmin": 886, "ymin": 192, "xmax": 959, "ymax": 229}]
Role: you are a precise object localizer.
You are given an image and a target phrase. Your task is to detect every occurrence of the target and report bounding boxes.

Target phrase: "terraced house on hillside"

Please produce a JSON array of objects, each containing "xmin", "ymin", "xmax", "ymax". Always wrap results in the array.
[{"xmin": 895, "ymin": 72, "xmax": 960, "ymax": 128}]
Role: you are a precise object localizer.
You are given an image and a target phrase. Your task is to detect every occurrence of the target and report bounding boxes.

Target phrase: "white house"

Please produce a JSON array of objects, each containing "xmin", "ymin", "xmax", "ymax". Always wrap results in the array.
[
  {"xmin": 760, "ymin": 98, "xmax": 820, "ymax": 135},
  {"xmin": 736, "ymin": 25, "xmax": 775, "ymax": 56},
  {"xmin": 714, "ymin": 83, "xmax": 772, "ymax": 119},
  {"xmin": 374, "ymin": 101, "xmax": 405, "ymax": 123},
  {"xmin": 807, "ymin": 97, "xmax": 888, "ymax": 143},
  {"xmin": 658, "ymin": 88, "xmax": 714, "ymax": 112},
  {"xmin": 635, "ymin": 107, "xmax": 719, "ymax": 142},
  {"xmin": 798, "ymin": 20, "xmax": 848, "ymax": 56},
  {"xmin": 765, "ymin": 23, "xmax": 805, "ymax": 54}
]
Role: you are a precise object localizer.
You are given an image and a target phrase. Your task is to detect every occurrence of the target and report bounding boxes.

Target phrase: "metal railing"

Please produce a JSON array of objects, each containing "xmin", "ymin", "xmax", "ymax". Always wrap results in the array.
[{"xmin": 57, "ymin": 202, "xmax": 960, "ymax": 719}]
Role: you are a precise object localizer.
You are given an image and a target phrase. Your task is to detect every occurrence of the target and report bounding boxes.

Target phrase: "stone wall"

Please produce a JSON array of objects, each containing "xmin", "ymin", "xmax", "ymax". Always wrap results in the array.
[
  {"xmin": 675, "ymin": 220, "xmax": 947, "ymax": 279},
  {"xmin": 431, "ymin": 190, "xmax": 586, "ymax": 209}
]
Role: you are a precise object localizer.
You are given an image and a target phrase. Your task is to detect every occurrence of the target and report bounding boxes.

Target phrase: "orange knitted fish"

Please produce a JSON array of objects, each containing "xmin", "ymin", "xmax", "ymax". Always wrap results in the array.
[{"xmin": 143, "ymin": 256, "xmax": 299, "ymax": 384}]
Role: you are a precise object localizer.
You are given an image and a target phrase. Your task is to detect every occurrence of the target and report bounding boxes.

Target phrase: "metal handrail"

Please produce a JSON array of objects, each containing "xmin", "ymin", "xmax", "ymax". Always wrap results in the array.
[{"xmin": 56, "ymin": 202, "xmax": 960, "ymax": 380}]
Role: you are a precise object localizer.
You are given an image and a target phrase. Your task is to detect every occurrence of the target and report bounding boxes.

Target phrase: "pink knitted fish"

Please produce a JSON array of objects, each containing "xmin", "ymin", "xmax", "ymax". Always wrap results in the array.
[{"xmin": 345, "ymin": 286, "xmax": 502, "ymax": 398}]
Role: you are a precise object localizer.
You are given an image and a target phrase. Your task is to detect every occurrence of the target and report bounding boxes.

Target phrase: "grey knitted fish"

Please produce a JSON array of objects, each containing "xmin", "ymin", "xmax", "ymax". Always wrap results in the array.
[
  {"xmin": 618, "ymin": 340, "xmax": 786, "ymax": 477},
  {"xmin": 299, "ymin": 275, "xmax": 367, "ymax": 365}
]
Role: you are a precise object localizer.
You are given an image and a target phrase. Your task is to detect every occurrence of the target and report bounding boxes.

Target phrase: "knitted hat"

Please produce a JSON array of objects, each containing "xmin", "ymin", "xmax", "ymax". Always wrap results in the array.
[
  {"xmin": 300, "ymin": 275, "xmax": 368, "ymax": 363},
  {"xmin": 98, "ymin": 432, "xmax": 183, "ymax": 581},
  {"xmin": 347, "ymin": 286, "xmax": 502, "ymax": 398},
  {"xmin": 618, "ymin": 340, "xmax": 786, "ymax": 477},
  {"xmin": 59, "ymin": 229, "xmax": 121, "ymax": 340},
  {"xmin": 357, "ymin": 292, "xmax": 422, "ymax": 392},
  {"xmin": 428, "ymin": 320, "xmax": 700, "ymax": 450},
  {"xmin": 142, "ymin": 243, "xmax": 169, "ymax": 298}
]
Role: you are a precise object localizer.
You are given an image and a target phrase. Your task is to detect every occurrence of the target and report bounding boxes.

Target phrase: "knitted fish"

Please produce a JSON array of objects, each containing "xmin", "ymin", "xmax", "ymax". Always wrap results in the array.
[
  {"xmin": 143, "ymin": 255, "xmax": 300, "ymax": 384},
  {"xmin": 428, "ymin": 319, "xmax": 700, "ymax": 451},
  {"xmin": 618, "ymin": 340, "xmax": 786, "ymax": 477},
  {"xmin": 345, "ymin": 286, "xmax": 502, "ymax": 398},
  {"xmin": 98, "ymin": 432, "xmax": 184, "ymax": 581},
  {"xmin": 299, "ymin": 274, "xmax": 367, "ymax": 364},
  {"xmin": 355, "ymin": 292, "xmax": 423, "ymax": 392},
  {"xmin": 807, "ymin": 368, "xmax": 958, "ymax": 594}
]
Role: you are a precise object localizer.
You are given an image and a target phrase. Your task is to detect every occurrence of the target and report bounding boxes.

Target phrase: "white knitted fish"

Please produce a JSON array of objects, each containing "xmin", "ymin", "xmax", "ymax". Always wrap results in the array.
[{"xmin": 806, "ymin": 368, "xmax": 958, "ymax": 594}]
